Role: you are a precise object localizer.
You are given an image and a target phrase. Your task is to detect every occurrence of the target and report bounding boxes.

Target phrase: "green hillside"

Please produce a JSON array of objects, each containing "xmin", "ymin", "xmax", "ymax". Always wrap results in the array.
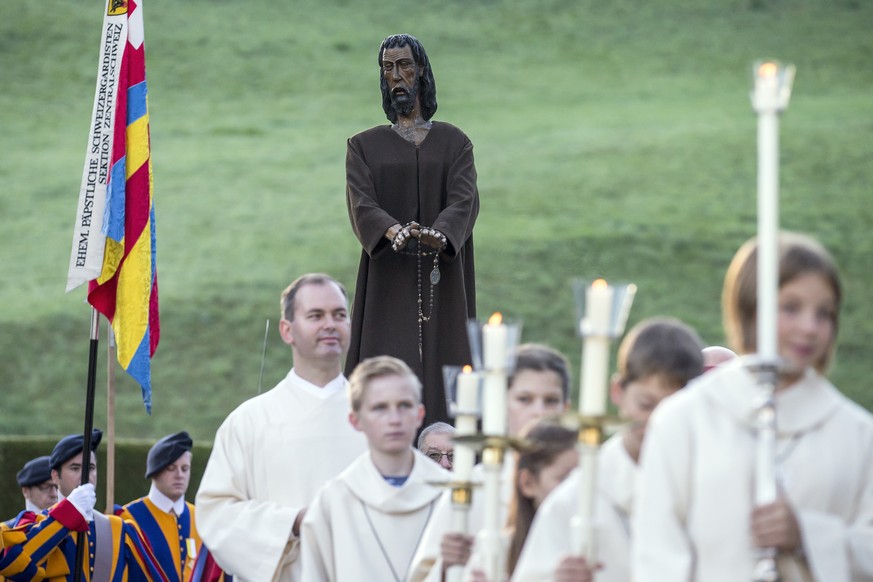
[{"xmin": 1, "ymin": 0, "xmax": 871, "ymax": 444}]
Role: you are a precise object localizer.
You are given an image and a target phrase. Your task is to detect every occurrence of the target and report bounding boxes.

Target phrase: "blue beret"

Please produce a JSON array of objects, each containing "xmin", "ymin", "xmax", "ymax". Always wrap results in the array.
[
  {"xmin": 146, "ymin": 431, "xmax": 193, "ymax": 479},
  {"xmin": 50, "ymin": 429, "xmax": 103, "ymax": 471},
  {"xmin": 17, "ymin": 456, "xmax": 53, "ymax": 487}
]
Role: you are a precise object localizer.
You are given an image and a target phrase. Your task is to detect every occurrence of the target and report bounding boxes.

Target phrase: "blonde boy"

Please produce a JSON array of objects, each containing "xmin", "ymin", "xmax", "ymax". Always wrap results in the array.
[{"xmin": 301, "ymin": 356, "xmax": 448, "ymax": 582}]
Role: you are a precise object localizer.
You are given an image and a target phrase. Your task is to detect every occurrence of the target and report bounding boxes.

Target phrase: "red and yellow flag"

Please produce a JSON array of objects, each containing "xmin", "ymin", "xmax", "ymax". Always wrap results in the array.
[{"xmin": 67, "ymin": 0, "xmax": 159, "ymax": 412}]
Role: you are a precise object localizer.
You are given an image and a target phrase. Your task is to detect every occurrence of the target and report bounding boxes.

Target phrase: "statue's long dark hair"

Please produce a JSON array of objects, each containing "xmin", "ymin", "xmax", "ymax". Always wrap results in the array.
[{"xmin": 378, "ymin": 34, "xmax": 438, "ymax": 123}]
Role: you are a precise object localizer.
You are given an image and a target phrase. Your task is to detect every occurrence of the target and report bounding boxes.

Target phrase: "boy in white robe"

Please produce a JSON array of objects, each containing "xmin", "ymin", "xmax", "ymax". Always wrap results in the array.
[
  {"xmin": 410, "ymin": 344, "xmax": 572, "ymax": 582},
  {"xmin": 512, "ymin": 317, "xmax": 705, "ymax": 582},
  {"xmin": 634, "ymin": 233, "xmax": 873, "ymax": 581},
  {"xmin": 301, "ymin": 355, "xmax": 449, "ymax": 582},
  {"xmin": 196, "ymin": 274, "xmax": 368, "ymax": 581}
]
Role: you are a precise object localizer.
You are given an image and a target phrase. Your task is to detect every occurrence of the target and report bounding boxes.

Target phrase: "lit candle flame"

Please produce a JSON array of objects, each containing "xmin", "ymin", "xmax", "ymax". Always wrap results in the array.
[
  {"xmin": 758, "ymin": 61, "xmax": 778, "ymax": 78},
  {"xmin": 488, "ymin": 312, "xmax": 503, "ymax": 325},
  {"xmin": 462, "ymin": 365, "xmax": 473, "ymax": 373},
  {"xmin": 592, "ymin": 278, "xmax": 608, "ymax": 289}
]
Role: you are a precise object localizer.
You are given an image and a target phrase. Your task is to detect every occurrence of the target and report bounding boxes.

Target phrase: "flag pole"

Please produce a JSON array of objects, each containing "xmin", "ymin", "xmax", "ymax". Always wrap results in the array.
[
  {"xmin": 106, "ymin": 324, "xmax": 117, "ymax": 513},
  {"xmin": 74, "ymin": 307, "xmax": 101, "ymax": 582}
]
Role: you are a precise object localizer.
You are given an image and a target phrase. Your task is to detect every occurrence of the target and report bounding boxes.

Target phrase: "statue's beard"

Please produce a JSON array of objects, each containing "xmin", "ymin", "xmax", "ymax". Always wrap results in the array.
[{"xmin": 391, "ymin": 84, "xmax": 418, "ymax": 118}]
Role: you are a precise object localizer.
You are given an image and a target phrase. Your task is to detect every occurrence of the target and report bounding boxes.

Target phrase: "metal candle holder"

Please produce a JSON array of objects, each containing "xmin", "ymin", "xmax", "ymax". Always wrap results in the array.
[
  {"xmin": 568, "ymin": 278, "xmax": 636, "ymax": 562},
  {"xmin": 466, "ymin": 316, "xmax": 523, "ymax": 373},
  {"xmin": 572, "ymin": 279, "xmax": 636, "ymax": 340},
  {"xmin": 462, "ymin": 315, "xmax": 523, "ymax": 582},
  {"xmin": 439, "ymin": 365, "xmax": 483, "ymax": 582}
]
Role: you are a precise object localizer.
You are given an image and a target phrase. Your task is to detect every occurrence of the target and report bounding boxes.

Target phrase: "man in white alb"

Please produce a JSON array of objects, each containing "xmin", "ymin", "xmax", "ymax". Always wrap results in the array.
[{"xmin": 196, "ymin": 273, "xmax": 368, "ymax": 581}]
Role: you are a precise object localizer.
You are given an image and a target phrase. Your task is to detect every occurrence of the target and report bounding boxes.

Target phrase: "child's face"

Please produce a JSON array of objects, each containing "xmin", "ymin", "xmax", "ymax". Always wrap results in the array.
[
  {"xmin": 611, "ymin": 374, "xmax": 680, "ymax": 462},
  {"xmin": 506, "ymin": 369, "xmax": 568, "ymax": 437},
  {"xmin": 519, "ymin": 448, "xmax": 579, "ymax": 510},
  {"xmin": 350, "ymin": 374, "xmax": 424, "ymax": 456},
  {"xmin": 777, "ymin": 272, "xmax": 836, "ymax": 372}
]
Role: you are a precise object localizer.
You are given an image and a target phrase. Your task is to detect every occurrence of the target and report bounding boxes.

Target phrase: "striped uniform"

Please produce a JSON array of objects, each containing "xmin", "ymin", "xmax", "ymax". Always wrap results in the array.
[
  {"xmin": 0, "ymin": 499, "xmax": 169, "ymax": 581},
  {"xmin": 120, "ymin": 497, "xmax": 199, "ymax": 582}
]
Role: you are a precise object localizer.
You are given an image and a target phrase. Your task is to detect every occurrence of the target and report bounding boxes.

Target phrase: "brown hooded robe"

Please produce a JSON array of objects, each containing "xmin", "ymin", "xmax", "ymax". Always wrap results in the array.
[{"xmin": 345, "ymin": 121, "xmax": 479, "ymax": 426}]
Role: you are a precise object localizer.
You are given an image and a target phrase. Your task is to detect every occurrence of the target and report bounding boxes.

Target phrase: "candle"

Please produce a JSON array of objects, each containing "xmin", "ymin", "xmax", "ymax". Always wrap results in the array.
[
  {"xmin": 753, "ymin": 61, "xmax": 779, "ymax": 111},
  {"xmin": 482, "ymin": 370, "xmax": 507, "ymax": 436},
  {"xmin": 456, "ymin": 366, "xmax": 478, "ymax": 417},
  {"xmin": 453, "ymin": 366, "xmax": 478, "ymax": 482},
  {"xmin": 754, "ymin": 62, "xmax": 780, "ymax": 362},
  {"xmin": 580, "ymin": 279, "xmax": 614, "ymax": 417},
  {"xmin": 570, "ymin": 444, "xmax": 599, "ymax": 560},
  {"xmin": 482, "ymin": 312, "xmax": 508, "ymax": 370},
  {"xmin": 480, "ymin": 448, "xmax": 505, "ymax": 582}
]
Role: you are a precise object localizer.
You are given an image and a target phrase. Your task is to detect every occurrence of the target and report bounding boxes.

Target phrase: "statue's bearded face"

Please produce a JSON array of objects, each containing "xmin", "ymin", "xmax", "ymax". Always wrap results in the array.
[{"xmin": 381, "ymin": 45, "xmax": 419, "ymax": 118}]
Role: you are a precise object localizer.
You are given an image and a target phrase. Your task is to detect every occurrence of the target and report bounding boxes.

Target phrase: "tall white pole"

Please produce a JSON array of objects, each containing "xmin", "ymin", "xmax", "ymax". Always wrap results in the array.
[
  {"xmin": 750, "ymin": 59, "xmax": 795, "ymax": 582},
  {"xmin": 755, "ymin": 63, "xmax": 781, "ymax": 363},
  {"xmin": 446, "ymin": 368, "xmax": 478, "ymax": 582},
  {"xmin": 480, "ymin": 313, "xmax": 509, "ymax": 582}
]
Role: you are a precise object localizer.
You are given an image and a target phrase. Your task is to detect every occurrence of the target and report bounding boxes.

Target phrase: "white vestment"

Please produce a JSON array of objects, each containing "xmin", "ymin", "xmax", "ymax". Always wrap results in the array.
[
  {"xmin": 409, "ymin": 454, "xmax": 516, "ymax": 582},
  {"xmin": 634, "ymin": 361, "xmax": 873, "ymax": 582},
  {"xmin": 511, "ymin": 433, "xmax": 636, "ymax": 582},
  {"xmin": 195, "ymin": 370, "xmax": 368, "ymax": 582},
  {"xmin": 300, "ymin": 448, "xmax": 449, "ymax": 582}
]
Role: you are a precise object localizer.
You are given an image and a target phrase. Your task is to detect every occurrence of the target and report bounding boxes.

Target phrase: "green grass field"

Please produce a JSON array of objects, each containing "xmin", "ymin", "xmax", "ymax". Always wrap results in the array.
[{"xmin": 1, "ymin": 0, "xmax": 871, "ymax": 443}]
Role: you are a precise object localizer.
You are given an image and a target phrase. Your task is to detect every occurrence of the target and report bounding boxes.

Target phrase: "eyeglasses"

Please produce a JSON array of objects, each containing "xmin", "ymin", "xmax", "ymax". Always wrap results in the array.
[
  {"xmin": 425, "ymin": 450, "xmax": 453, "ymax": 464},
  {"xmin": 35, "ymin": 483, "xmax": 59, "ymax": 493}
]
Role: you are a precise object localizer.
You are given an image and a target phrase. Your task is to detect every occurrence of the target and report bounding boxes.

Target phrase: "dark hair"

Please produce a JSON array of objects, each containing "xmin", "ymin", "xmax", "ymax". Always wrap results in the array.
[
  {"xmin": 280, "ymin": 273, "xmax": 347, "ymax": 322},
  {"xmin": 506, "ymin": 418, "xmax": 577, "ymax": 575},
  {"xmin": 510, "ymin": 343, "xmax": 571, "ymax": 401},
  {"xmin": 617, "ymin": 317, "xmax": 705, "ymax": 390},
  {"xmin": 722, "ymin": 231, "xmax": 841, "ymax": 372},
  {"xmin": 378, "ymin": 34, "xmax": 438, "ymax": 123}
]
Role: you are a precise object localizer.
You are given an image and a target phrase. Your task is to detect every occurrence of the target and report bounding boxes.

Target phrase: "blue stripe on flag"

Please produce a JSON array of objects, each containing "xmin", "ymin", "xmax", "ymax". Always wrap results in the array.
[
  {"xmin": 127, "ymin": 81, "xmax": 148, "ymax": 125},
  {"xmin": 126, "ymin": 325, "xmax": 153, "ymax": 413},
  {"xmin": 150, "ymin": 206, "xmax": 157, "ymax": 265},
  {"xmin": 104, "ymin": 156, "xmax": 127, "ymax": 242}
]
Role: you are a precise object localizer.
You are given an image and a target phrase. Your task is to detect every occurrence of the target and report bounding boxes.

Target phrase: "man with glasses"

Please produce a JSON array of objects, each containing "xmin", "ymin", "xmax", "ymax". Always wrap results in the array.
[
  {"xmin": 5, "ymin": 456, "xmax": 58, "ymax": 526},
  {"xmin": 0, "ymin": 430, "xmax": 169, "ymax": 580},
  {"xmin": 417, "ymin": 422, "xmax": 455, "ymax": 471}
]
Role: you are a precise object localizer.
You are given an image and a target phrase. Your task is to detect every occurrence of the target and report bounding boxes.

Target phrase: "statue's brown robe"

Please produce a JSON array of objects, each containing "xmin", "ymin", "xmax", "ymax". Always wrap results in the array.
[{"xmin": 345, "ymin": 121, "xmax": 479, "ymax": 426}]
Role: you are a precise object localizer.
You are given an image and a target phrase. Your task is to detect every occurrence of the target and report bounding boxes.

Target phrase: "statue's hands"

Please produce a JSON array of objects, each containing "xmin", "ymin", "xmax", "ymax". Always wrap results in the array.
[
  {"xmin": 416, "ymin": 226, "xmax": 447, "ymax": 251},
  {"xmin": 391, "ymin": 222, "xmax": 419, "ymax": 252}
]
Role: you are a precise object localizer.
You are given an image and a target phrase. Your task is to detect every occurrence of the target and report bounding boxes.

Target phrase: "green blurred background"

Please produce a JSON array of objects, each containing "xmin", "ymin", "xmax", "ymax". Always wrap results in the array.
[{"xmin": 1, "ymin": 0, "xmax": 871, "ymax": 512}]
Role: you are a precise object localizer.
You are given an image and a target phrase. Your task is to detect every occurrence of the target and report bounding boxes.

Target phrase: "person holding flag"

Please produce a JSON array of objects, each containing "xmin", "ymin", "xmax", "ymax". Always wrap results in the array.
[
  {"xmin": 0, "ymin": 431, "xmax": 170, "ymax": 581},
  {"xmin": 63, "ymin": 1, "xmax": 160, "ymax": 577}
]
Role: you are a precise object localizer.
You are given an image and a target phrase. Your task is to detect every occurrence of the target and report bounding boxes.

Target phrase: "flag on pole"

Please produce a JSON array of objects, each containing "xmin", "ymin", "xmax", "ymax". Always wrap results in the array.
[{"xmin": 66, "ymin": 0, "xmax": 159, "ymax": 413}]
